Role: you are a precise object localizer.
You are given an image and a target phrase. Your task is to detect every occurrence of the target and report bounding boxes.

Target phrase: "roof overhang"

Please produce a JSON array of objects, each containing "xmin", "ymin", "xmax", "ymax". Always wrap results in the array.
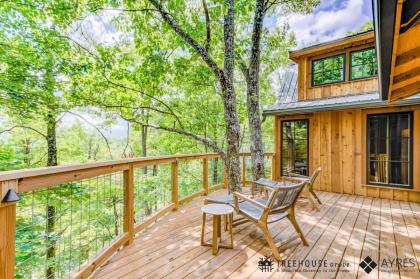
[
  {"xmin": 263, "ymin": 92, "xmax": 420, "ymax": 116},
  {"xmin": 373, "ymin": 0, "xmax": 420, "ymax": 102},
  {"xmin": 289, "ymin": 31, "xmax": 374, "ymax": 62}
]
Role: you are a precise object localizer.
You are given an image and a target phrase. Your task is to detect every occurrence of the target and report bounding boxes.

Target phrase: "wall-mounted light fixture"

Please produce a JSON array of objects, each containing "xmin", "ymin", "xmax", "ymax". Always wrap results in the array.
[{"xmin": 2, "ymin": 189, "xmax": 20, "ymax": 203}]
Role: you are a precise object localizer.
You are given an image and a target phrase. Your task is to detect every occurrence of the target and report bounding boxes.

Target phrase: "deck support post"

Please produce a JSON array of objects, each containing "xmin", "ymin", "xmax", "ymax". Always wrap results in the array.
[
  {"xmin": 123, "ymin": 165, "xmax": 135, "ymax": 246},
  {"xmin": 241, "ymin": 156, "xmax": 246, "ymax": 186},
  {"xmin": 203, "ymin": 158, "xmax": 209, "ymax": 195},
  {"xmin": 171, "ymin": 161, "xmax": 179, "ymax": 210},
  {"xmin": 0, "ymin": 180, "xmax": 18, "ymax": 279},
  {"xmin": 271, "ymin": 154, "xmax": 276, "ymax": 180},
  {"xmin": 223, "ymin": 165, "xmax": 228, "ymax": 189}
]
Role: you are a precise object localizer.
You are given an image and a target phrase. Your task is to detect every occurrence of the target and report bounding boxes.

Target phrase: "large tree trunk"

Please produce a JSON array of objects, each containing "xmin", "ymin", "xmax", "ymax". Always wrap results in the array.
[
  {"xmin": 222, "ymin": 0, "xmax": 242, "ymax": 193},
  {"xmin": 243, "ymin": 0, "xmax": 266, "ymax": 181},
  {"xmin": 148, "ymin": 0, "xmax": 242, "ymax": 192},
  {"xmin": 46, "ymin": 109, "xmax": 58, "ymax": 279}
]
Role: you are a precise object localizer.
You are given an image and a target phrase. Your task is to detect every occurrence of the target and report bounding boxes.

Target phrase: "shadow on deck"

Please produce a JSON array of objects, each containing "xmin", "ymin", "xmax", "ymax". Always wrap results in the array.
[{"xmin": 91, "ymin": 190, "xmax": 420, "ymax": 279}]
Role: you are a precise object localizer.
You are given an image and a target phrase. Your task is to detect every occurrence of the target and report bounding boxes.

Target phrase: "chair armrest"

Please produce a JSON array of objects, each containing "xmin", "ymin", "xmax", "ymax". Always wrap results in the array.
[
  {"xmin": 233, "ymin": 192, "xmax": 267, "ymax": 209},
  {"xmin": 279, "ymin": 176, "xmax": 305, "ymax": 183},
  {"xmin": 288, "ymin": 173, "xmax": 310, "ymax": 179}
]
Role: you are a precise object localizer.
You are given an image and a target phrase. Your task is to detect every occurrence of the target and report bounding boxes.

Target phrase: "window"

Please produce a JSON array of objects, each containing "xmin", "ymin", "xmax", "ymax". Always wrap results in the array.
[
  {"xmin": 350, "ymin": 48, "xmax": 378, "ymax": 80},
  {"xmin": 367, "ymin": 112, "xmax": 412, "ymax": 188},
  {"xmin": 312, "ymin": 55, "xmax": 345, "ymax": 86},
  {"xmin": 281, "ymin": 120, "xmax": 309, "ymax": 176}
]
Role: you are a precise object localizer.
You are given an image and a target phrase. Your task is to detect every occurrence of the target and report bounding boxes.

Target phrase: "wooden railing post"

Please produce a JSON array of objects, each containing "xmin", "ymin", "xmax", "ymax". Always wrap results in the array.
[
  {"xmin": 271, "ymin": 154, "xmax": 276, "ymax": 180},
  {"xmin": 0, "ymin": 180, "xmax": 18, "ymax": 279},
  {"xmin": 203, "ymin": 158, "xmax": 209, "ymax": 195},
  {"xmin": 223, "ymin": 165, "xmax": 228, "ymax": 189},
  {"xmin": 123, "ymin": 165, "xmax": 134, "ymax": 246},
  {"xmin": 171, "ymin": 161, "xmax": 179, "ymax": 210},
  {"xmin": 241, "ymin": 156, "xmax": 246, "ymax": 186}
]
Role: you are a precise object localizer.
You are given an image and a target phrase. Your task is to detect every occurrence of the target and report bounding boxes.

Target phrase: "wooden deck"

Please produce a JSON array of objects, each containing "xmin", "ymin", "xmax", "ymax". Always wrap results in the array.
[{"xmin": 91, "ymin": 190, "xmax": 420, "ymax": 279}]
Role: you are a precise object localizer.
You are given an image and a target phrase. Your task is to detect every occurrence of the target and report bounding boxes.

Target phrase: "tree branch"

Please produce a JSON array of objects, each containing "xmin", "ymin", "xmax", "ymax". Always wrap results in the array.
[
  {"xmin": 0, "ymin": 126, "xmax": 47, "ymax": 138},
  {"xmin": 119, "ymin": 114, "xmax": 225, "ymax": 159},
  {"xmin": 202, "ymin": 0, "xmax": 211, "ymax": 52},
  {"xmin": 64, "ymin": 111, "xmax": 113, "ymax": 159},
  {"xmin": 102, "ymin": 77, "xmax": 184, "ymax": 128},
  {"xmin": 148, "ymin": 0, "xmax": 224, "ymax": 81}
]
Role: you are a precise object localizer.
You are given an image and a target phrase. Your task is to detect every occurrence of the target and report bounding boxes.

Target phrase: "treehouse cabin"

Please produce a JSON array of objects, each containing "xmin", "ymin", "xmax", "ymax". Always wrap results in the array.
[{"xmin": 264, "ymin": 25, "xmax": 420, "ymax": 202}]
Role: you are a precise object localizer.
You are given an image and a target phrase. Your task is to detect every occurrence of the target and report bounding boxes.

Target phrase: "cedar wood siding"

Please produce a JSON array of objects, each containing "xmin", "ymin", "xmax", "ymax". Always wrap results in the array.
[{"xmin": 273, "ymin": 105, "xmax": 420, "ymax": 202}]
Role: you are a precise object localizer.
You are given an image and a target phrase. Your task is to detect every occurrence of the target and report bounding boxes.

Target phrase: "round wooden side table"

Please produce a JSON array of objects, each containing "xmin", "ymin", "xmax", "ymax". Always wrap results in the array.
[{"xmin": 201, "ymin": 204, "xmax": 234, "ymax": 255}]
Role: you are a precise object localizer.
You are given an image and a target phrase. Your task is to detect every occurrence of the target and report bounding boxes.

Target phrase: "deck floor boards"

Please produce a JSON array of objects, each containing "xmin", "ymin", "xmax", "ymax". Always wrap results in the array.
[{"xmin": 91, "ymin": 191, "xmax": 420, "ymax": 279}]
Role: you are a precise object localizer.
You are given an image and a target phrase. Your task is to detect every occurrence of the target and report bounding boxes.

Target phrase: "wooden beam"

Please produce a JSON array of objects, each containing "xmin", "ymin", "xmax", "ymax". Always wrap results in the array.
[
  {"xmin": 387, "ymin": 0, "xmax": 404, "ymax": 101},
  {"xmin": 203, "ymin": 158, "xmax": 209, "ymax": 195},
  {"xmin": 0, "ymin": 180, "xmax": 18, "ymax": 279},
  {"xmin": 0, "ymin": 153, "xmax": 220, "ymax": 182},
  {"xmin": 171, "ymin": 161, "xmax": 179, "ymax": 209},
  {"xmin": 393, "ymin": 66, "xmax": 420, "ymax": 84},
  {"xmin": 289, "ymin": 31, "xmax": 374, "ymax": 61},
  {"xmin": 390, "ymin": 80, "xmax": 420, "ymax": 102},
  {"xmin": 123, "ymin": 165, "xmax": 134, "ymax": 246},
  {"xmin": 241, "ymin": 156, "xmax": 246, "ymax": 186},
  {"xmin": 222, "ymin": 165, "xmax": 228, "ymax": 189},
  {"xmin": 271, "ymin": 155, "xmax": 276, "ymax": 180},
  {"xmin": 18, "ymin": 164, "xmax": 129, "ymax": 193}
]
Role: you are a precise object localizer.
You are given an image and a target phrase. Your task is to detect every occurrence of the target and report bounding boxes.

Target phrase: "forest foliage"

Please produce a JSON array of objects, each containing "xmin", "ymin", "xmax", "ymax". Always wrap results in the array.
[{"xmin": 0, "ymin": 0, "xmax": 319, "ymax": 278}]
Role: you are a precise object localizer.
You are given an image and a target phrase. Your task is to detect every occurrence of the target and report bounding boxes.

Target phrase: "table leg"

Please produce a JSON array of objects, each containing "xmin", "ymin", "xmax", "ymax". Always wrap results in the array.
[
  {"xmin": 212, "ymin": 215, "xmax": 220, "ymax": 255},
  {"xmin": 229, "ymin": 213, "xmax": 233, "ymax": 248},
  {"xmin": 217, "ymin": 215, "xmax": 221, "ymax": 238},
  {"xmin": 201, "ymin": 212, "xmax": 206, "ymax": 245}
]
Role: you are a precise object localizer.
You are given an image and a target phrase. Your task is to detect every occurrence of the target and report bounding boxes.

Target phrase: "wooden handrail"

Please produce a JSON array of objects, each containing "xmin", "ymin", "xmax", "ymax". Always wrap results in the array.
[
  {"xmin": 0, "ymin": 152, "xmax": 274, "ymax": 185},
  {"xmin": 0, "ymin": 152, "xmax": 275, "ymax": 279}
]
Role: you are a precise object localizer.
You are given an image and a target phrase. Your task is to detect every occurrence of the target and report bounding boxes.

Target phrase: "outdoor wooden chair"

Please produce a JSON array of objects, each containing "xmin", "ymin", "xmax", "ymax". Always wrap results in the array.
[
  {"xmin": 204, "ymin": 194, "xmax": 250, "ymax": 229},
  {"xmin": 233, "ymin": 181, "xmax": 308, "ymax": 261},
  {"xmin": 287, "ymin": 167, "xmax": 322, "ymax": 210}
]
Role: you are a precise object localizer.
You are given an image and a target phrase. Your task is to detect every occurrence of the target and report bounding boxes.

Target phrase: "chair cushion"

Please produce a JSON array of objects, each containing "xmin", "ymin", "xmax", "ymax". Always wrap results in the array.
[{"xmin": 238, "ymin": 200, "xmax": 288, "ymax": 223}]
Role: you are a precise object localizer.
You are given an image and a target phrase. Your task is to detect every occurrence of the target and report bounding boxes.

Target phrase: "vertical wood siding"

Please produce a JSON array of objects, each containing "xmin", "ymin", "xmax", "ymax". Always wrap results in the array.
[{"xmin": 275, "ymin": 105, "xmax": 420, "ymax": 202}]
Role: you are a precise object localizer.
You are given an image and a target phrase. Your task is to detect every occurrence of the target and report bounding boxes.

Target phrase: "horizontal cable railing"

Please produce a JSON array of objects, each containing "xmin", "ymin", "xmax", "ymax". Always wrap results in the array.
[{"xmin": 0, "ymin": 152, "xmax": 274, "ymax": 279}]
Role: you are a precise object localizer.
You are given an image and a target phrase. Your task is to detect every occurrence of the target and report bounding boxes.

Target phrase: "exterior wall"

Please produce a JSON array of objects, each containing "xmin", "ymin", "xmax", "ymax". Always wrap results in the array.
[
  {"xmin": 293, "ymin": 32, "xmax": 378, "ymax": 101},
  {"xmin": 273, "ymin": 104, "xmax": 420, "ymax": 202}
]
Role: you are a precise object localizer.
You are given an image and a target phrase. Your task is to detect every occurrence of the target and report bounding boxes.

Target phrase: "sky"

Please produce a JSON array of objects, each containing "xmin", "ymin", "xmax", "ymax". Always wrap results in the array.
[
  {"xmin": 278, "ymin": 0, "xmax": 373, "ymax": 48},
  {"xmin": 60, "ymin": 0, "xmax": 374, "ymax": 139}
]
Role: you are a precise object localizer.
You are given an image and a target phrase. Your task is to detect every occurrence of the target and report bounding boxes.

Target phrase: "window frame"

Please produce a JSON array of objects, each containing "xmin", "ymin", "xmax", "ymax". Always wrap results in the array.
[
  {"xmin": 280, "ymin": 119, "xmax": 310, "ymax": 177},
  {"xmin": 349, "ymin": 47, "xmax": 378, "ymax": 81},
  {"xmin": 366, "ymin": 111, "xmax": 413, "ymax": 189},
  {"xmin": 311, "ymin": 54, "xmax": 346, "ymax": 87}
]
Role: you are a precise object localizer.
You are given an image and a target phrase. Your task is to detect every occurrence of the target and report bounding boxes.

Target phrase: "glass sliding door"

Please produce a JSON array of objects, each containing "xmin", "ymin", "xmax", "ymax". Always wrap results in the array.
[
  {"xmin": 367, "ymin": 112, "xmax": 412, "ymax": 188},
  {"xmin": 281, "ymin": 119, "xmax": 309, "ymax": 176}
]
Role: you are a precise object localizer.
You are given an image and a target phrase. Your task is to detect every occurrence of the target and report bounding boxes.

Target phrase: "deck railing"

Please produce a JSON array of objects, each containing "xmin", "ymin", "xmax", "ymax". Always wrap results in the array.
[{"xmin": 0, "ymin": 152, "xmax": 274, "ymax": 279}]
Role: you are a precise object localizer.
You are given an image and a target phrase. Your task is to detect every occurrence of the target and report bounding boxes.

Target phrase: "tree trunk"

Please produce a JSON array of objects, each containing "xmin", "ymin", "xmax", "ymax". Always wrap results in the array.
[
  {"xmin": 243, "ymin": 0, "xmax": 266, "ymax": 181},
  {"xmin": 46, "ymin": 110, "xmax": 58, "ymax": 279},
  {"xmin": 141, "ymin": 124, "xmax": 148, "ymax": 175},
  {"xmin": 212, "ymin": 157, "xmax": 219, "ymax": 185},
  {"xmin": 221, "ymin": 0, "xmax": 242, "ymax": 193},
  {"xmin": 148, "ymin": 0, "xmax": 242, "ymax": 192},
  {"xmin": 46, "ymin": 112, "xmax": 57, "ymax": 167}
]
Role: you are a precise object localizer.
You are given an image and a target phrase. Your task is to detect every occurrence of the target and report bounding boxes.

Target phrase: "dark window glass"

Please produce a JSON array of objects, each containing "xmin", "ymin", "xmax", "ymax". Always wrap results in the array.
[
  {"xmin": 367, "ymin": 112, "xmax": 412, "ymax": 187},
  {"xmin": 350, "ymin": 48, "xmax": 378, "ymax": 80},
  {"xmin": 312, "ymin": 55, "xmax": 345, "ymax": 86},
  {"xmin": 281, "ymin": 120, "xmax": 309, "ymax": 176}
]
